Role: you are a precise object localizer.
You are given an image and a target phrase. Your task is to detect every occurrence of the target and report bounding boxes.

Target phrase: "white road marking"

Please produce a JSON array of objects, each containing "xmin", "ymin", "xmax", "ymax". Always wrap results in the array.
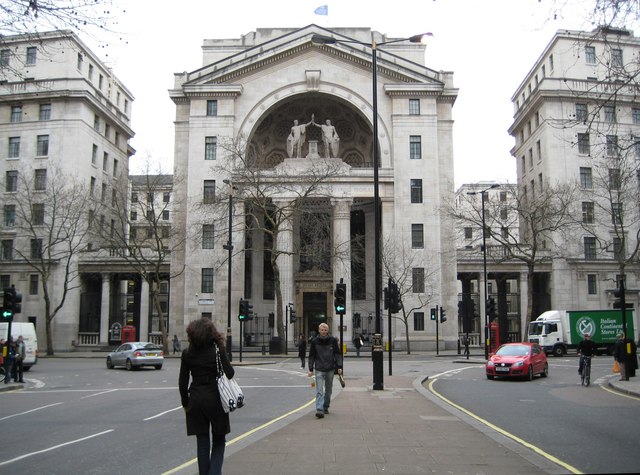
[{"xmin": 0, "ymin": 402, "xmax": 63, "ymax": 421}]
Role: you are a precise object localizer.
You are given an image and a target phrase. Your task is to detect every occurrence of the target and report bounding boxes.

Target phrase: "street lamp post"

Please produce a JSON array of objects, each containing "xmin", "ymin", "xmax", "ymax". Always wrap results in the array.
[
  {"xmin": 312, "ymin": 32, "xmax": 431, "ymax": 390},
  {"xmin": 223, "ymin": 179, "xmax": 236, "ymax": 361},
  {"xmin": 467, "ymin": 184, "xmax": 499, "ymax": 359}
]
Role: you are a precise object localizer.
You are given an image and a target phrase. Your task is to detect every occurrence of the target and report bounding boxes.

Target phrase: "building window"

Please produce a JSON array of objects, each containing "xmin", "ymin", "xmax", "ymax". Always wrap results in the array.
[
  {"xmin": 98, "ymin": 74, "xmax": 104, "ymax": 90},
  {"xmin": 104, "ymin": 123, "xmax": 110, "ymax": 140},
  {"xmin": 205, "ymin": 136, "xmax": 217, "ymax": 161},
  {"xmin": 36, "ymin": 135, "xmax": 49, "ymax": 156},
  {"xmin": 575, "ymin": 103, "xmax": 587, "ymax": 122},
  {"xmin": 101, "ymin": 183, "xmax": 107, "ymax": 202},
  {"xmin": 162, "ymin": 210, "xmax": 170, "ymax": 220},
  {"xmin": 10, "ymin": 105, "xmax": 22, "ymax": 123},
  {"xmin": 146, "ymin": 192, "xmax": 154, "ymax": 203},
  {"xmin": 411, "ymin": 224, "xmax": 424, "ymax": 248},
  {"xmin": 410, "ymin": 179, "xmax": 423, "ymax": 203},
  {"xmin": 577, "ymin": 133, "xmax": 590, "ymax": 154},
  {"xmin": 202, "ymin": 224, "xmax": 215, "ymax": 249},
  {"xmin": 77, "ymin": 53, "xmax": 83, "ymax": 70},
  {"xmin": 26, "ymin": 46, "xmax": 37, "ymax": 65},
  {"xmin": 633, "ymin": 108, "xmax": 640, "ymax": 125},
  {"xmin": 201, "ymin": 268, "xmax": 214, "ymax": 293},
  {"xmin": 584, "ymin": 236, "xmax": 596, "ymax": 260},
  {"xmin": 580, "ymin": 167, "xmax": 592, "ymax": 188},
  {"xmin": 113, "ymin": 158, "xmax": 118, "ymax": 177},
  {"xmin": 32, "ymin": 203, "xmax": 45, "ymax": 225},
  {"xmin": 34, "ymin": 169, "xmax": 47, "ymax": 190},
  {"xmin": 4, "ymin": 205, "xmax": 15, "ymax": 227},
  {"xmin": 587, "ymin": 274, "xmax": 597, "ymax": 295},
  {"xmin": 1, "ymin": 240, "xmax": 13, "ymax": 260},
  {"xmin": 8, "ymin": 137, "xmax": 20, "ymax": 158},
  {"xmin": 582, "ymin": 202, "xmax": 594, "ymax": 224},
  {"xmin": 412, "ymin": 267, "xmax": 425, "ymax": 293},
  {"xmin": 604, "ymin": 105, "xmax": 616, "ymax": 123},
  {"xmin": 536, "ymin": 140, "xmax": 542, "ymax": 161},
  {"xmin": 30, "ymin": 239, "xmax": 43, "ymax": 259},
  {"xmin": 634, "ymin": 137, "xmax": 640, "ymax": 158},
  {"xmin": 130, "ymin": 211, "xmax": 137, "ymax": 221},
  {"xmin": 103, "ymin": 152, "xmax": 109, "ymax": 171},
  {"xmin": 613, "ymin": 237, "xmax": 625, "ymax": 260},
  {"xmin": 500, "ymin": 207, "xmax": 508, "ymax": 220},
  {"xmin": 606, "ymin": 135, "xmax": 618, "ymax": 156},
  {"xmin": 585, "ymin": 46, "xmax": 596, "ymax": 64},
  {"xmin": 90, "ymin": 176, "xmax": 96, "ymax": 196},
  {"xmin": 94, "ymin": 114, "xmax": 100, "ymax": 131},
  {"xmin": 413, "ymin": 312, "xmax": 425, "ymax": 331},
  {"xmin": 39, "ymin": 103, "xmax": 51, "ymax": 120},
  {"xmin": 464, "ymin": 227, "xmax": 472, "ymax": 239},
  {"xmin": 163, "ymin": 192, "xmax": 170, "ymax": 203},
  {"xmin": 611, "ymin": 48, "xmax": 623, "ymax": 67},
  {"xmin": 0, "ymin": 49, "xmax": 10, "ymax": 67},
  {"xmin": 88, "ymin": 63, "xmax": 94, "ymax": 80},
  {"xmin": 206, "ymin": 100, "xmax": 218, "ymax": 116},
  {"xmin": 409, "ymin": 99, "xmax": 420, "ymax": 115},
  {"xmin": 203, "ymin": 180, "xmax": 216, "ymax": 203},
  {"xmin": 409, "ymin": 136, "xmax": 422, "ymax": 160},
  {"xmin": 131, "ymin": 192, "xmax": 138, "ymax": 203},
  {"xmin": 92, "ymin": 144, "xmax": 98, "ymax": 165},
  {"xmin": 611, "ymin": 202, "xmax": 623, "ymax": 225},
  {"xmin": 29, "ymin": 275, "xmax": 39, "ymax": 295},
  {"xmin": 6, "ymin": 171, "xmax": 18, "ymax": 192},
  {"xmin": 609, "ymin": 168, "xmax": 621, "ymax": 190}
]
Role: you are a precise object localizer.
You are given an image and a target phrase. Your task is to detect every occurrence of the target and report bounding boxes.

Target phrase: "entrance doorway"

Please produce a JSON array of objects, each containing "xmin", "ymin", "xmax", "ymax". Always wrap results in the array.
[{"xmin": 303, "ymin": 292, "xmax": 328, "ymax": 339}]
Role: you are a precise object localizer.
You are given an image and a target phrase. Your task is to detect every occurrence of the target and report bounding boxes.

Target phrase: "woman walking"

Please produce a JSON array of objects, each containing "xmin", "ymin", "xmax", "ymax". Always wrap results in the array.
[{"xmin": 179, "ymin": 318, "xmax": 234, "ymax": 475}]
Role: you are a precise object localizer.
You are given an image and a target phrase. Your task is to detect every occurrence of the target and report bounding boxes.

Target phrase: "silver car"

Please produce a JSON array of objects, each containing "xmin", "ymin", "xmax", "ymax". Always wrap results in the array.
[{"xmin": 106, "ymin": 342, "xmax": 164, "ymax": 370}]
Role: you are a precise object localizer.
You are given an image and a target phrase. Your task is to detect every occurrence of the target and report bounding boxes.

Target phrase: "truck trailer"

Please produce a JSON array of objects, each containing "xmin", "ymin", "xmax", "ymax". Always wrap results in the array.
[{"xmin": 527, "ymin": 309, "xmax": 636, "ymax": 357}]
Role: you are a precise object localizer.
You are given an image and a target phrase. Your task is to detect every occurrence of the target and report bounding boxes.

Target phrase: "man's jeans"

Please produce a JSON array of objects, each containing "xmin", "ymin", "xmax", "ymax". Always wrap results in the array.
[{"xmin": 314, "ymin": 370, "xmax": 335, "ymax": 412}]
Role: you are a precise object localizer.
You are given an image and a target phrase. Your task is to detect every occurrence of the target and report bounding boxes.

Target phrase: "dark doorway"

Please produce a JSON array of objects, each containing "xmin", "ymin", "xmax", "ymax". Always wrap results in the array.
[{"xmin": 304, "ymin": 291, "xmax": 328, "ymax": 338}]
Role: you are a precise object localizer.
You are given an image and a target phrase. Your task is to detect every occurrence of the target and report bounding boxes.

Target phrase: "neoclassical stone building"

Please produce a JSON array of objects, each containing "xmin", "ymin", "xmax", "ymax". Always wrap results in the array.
[{"xmin": 169, "ymin": 25, "xmax": 459, "ymax": 351}]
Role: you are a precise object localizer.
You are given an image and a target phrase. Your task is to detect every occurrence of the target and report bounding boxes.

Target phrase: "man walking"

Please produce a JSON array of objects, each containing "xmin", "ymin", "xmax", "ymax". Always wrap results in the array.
[
  {"xmin": 14, "ymin": 335, "xmax": 26, "ymax": 383},
  {"xmin": 308, "ymin": 323, "xmax": 342, "ymax": 418}
]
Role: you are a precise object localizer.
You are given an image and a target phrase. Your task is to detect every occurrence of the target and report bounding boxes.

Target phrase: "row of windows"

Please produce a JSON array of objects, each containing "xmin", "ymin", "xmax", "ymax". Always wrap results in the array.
[
  {"xmin": 581, "ymin": 201, "xmax": 623, "ymax": 225},
  {"xmin": 0, "ymin": 274, "xmax": 39, "ymax": 296},
  {"xmin": 0, "ymin": 238, "xmax": 44, "ymax": 260},
  {"xmin": 3, "ymin": 203, "xmax": 45, "ymax": 227},
  {"xmin": 5, "ymin": 169, "xmax": 47, "ymax": 192},
  {"xmin": 9, "ymin": 103, "xmax": 51, "ymax": 123},
  {"xmin": 131, "ymin": 191, "xmax": 172, "ymax": 203},
  {"xmin": 0, "ymin": 46, "xmax": 37, "ymax": 67},
  {"xmin": 7, "ymin": 134, "xmax": 49, "ymax": 158},
  {"xmin": 77, "ymin": 52, "xmax": 130, "ymax": 115},
  {"xmin": 130, "ymin": 210, "xmax": 170, "ymax": 221},
  {"xmin": 583, "ymin": 236, "xmax": 625, "ymax": 260}
]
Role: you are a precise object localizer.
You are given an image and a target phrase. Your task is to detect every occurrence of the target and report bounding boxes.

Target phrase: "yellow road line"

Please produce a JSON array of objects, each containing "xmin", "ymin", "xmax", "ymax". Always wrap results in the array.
[
  {"xmin": 162, "ymin": 398, "xmax": 315, "ymax": 475},
  {"xmin": 599, "ymin": 382, "xmax": 640, "ymax": 400},
  {"xmin": 427, "ymin": 378, "xmax": 583, "ymax": 475}
]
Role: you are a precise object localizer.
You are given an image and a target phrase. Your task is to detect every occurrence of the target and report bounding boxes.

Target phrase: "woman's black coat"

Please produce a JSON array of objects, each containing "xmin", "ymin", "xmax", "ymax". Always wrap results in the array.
[{"xmin": 179, "ymin": 344, "xmax": 234, "ymax": 436}]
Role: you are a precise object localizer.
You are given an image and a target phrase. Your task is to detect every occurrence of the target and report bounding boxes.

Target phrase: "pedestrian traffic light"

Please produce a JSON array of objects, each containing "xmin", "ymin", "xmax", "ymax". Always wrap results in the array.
[
  {"xmin": 612, "ymin": 282, "xmax": 632, "ymax": 309},
  {"xmin": 334, "ymin": 282, "xmax": 346, "ymax": 314},
  {"xmin": 238, "ymin": 298, "xmax": 253, "ymax": 321},
  {"xmin": 440, "ymin": 306, "xmax": 447, "ymax": 324},
  {"xmin": 487, "ymin": 297, "xmax": 497, "ymax": 320},
  {"xmin": 383, "ymin": 287, "xmax": 389, "ymax": 310},
  {"xmin": 388, "ymin": 280, "xmax": 402, "ymax": 314},
  {"xmin": 430, "ymin": 308, "xmax": 437, "ymax": 321},
  {"xmin": 2, "ymin": 287, "xmax": 15, "ymax": 321},
  {"xmin": 13, "ymin": 289, "xmax": 21, "ymax": 314},
  {"xmin": 289, "ymin": 308, "xmax": 297, "ymax": 324}
]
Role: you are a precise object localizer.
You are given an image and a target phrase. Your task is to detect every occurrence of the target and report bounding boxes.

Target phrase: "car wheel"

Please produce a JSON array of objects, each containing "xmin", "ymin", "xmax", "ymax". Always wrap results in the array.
[
  {"xmin": 154, "ymin": 364, "xmax": 163, "ymax": 370},
  {"xmin": 552, "ymin": 345, "xmax": 564, "ymax": 357},
  {"xmin": 125, "ymin": 359, "xmax": 134, "ymax": 371},
  {"xmin": 541, "ymin": 363, "xmax": 548, "ymax": 378},
  {"xmin": 486, "ymin": 374, "xmax": 494, "ymax": 380},
  {"xmin": 106, "ymin": 357, "xmax": 114, "ymax": 369},
  {"xmin": 527, "ymin": 366, "xmax": 534, "ymax": 381}
]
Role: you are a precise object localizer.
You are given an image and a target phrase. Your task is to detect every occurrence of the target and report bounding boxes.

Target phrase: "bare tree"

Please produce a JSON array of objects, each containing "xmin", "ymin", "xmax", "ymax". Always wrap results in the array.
[
  {"xmin": 382, "ymin": 235, "xmax": 438, "ymax": 354},
  {"xmin": 100, "ymin": 161, "xmax": 187, "ymax": 353},
  {"xmin": 449, "ymin": 182, "xmax": 579, "ymax": 324},
  {"xmin": 4, "ymin": 165, "xmax": 95, "ymax": 355},
  {"xmin": 214, "ymin": 136, "xmax": 344, "ymax": 352}
]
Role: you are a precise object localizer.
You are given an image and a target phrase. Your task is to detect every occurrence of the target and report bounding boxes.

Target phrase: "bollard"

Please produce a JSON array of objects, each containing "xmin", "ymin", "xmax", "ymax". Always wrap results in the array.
[{"xmin": 261, "ymin": 345, "xmax": 266, "ymax": 355}]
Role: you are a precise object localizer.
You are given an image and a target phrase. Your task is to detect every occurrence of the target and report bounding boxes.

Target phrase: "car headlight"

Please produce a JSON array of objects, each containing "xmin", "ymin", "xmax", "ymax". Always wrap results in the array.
[
  {"xmin": 487, "ymin": 360, "xmax": 495, "ymax": 366},
  {"xmin": 513, "ymin": 360, "xmax": 524, "ymax": 367}
]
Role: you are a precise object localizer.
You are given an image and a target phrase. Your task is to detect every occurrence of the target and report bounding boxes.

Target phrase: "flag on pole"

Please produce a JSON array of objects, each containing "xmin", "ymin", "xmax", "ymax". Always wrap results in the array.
[{"xmin": 314, "ymin": 5, "xmax": 328, "ymax": 15}]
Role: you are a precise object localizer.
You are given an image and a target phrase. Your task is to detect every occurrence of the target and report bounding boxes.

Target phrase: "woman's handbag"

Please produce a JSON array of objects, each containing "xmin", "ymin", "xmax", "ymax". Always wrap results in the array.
[
  {"xmin": 612, "ymin": 360, "xmax": 621, "ymax": 374},
  {"xmin": 216, "ymin": 346, "xmax": 244, "ymax": 413}
]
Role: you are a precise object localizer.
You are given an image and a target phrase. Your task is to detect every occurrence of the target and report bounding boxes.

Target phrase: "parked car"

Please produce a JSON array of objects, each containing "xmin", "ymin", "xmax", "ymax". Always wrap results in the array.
[
  {"xmin": 486, "ymin": 342, "xmax": 548, "ymax": 381},
  {"xmin": 106, "ymin": 342, "xmax": 164, "ymax": 370}
]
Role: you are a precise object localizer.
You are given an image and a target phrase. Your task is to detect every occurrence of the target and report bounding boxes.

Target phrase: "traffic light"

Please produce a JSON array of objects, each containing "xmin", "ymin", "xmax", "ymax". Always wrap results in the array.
[
  {"xmin": 487, "ymin": 297, "xmax": 497, "ymax": 320},
  {"xmin": 439, "ymin": 306, "xmax": 447, "ymax": 324},
  {"xmin": 289, "ymin": 308, "xmax": 297, "ymax": 324},
  {"xmin": 238, "ymin": 298, "xmax": 253, "ymax": 321},
  {"xmin": 430, "ymin": 307, "xmax": 437, "ymax": 321},
  {"xmin": 383, "ymin": 287, "xmax": 389, "ymax": 310},
  {"xmin": 2, "ymin": 287, "xmax": 15, "ymax": 321},
  {"xmin": 388, "ymin": 280, "xmax": 402, "ymax": 314},
  {"xmin": 334, "ymin": 282, "xmax": 346, "ymax": 314},
  {"xmin": 612, "ymin": 281, "xmax": 632, "ymax": 309}
]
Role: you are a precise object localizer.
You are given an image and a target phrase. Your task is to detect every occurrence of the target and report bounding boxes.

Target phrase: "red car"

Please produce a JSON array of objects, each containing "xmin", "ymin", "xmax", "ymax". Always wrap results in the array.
[{"xmin": 486, "ymin": 342, "xmax": 548, "ymax": 380}]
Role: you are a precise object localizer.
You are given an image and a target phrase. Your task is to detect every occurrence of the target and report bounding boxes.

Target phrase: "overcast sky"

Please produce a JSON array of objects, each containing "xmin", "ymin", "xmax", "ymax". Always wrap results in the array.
[{"xmin": 96, "ymin": 0, "xmax": 601, "ymax": 186}]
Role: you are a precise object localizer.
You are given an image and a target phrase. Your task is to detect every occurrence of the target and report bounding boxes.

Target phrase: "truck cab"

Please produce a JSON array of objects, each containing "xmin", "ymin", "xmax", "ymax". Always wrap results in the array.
[{"xmin": 527, "ymin": 311, "xmax": 566, "ymax": 356}]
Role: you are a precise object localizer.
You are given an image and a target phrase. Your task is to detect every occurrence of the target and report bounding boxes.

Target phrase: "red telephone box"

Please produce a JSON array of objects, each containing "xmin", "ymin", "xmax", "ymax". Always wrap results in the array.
[
  {"xmin": 122, "ymin": 325, "xmax": 136, "ymax": 343},
  {"xmin": 489, "ymin": 322, "xmax": 500, "ymax": 354}
]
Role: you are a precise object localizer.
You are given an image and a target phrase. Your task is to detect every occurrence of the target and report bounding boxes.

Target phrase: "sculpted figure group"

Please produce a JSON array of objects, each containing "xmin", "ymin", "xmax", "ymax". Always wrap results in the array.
[{"xmin": 287, "ymin": 114, "xmax": 339, "ymax": 159}]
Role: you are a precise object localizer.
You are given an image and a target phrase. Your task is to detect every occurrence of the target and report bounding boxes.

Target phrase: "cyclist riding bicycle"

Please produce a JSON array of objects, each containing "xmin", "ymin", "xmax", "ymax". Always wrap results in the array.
[{"xmin": 577, "ymin": 333, "xmax": 597, "ymax": 375}]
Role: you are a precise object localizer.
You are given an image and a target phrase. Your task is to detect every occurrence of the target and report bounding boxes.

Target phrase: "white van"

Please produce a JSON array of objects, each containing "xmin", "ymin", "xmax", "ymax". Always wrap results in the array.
[{"xmin": 1, "ymin": 321, "xmax": 38, "ymax": 370}]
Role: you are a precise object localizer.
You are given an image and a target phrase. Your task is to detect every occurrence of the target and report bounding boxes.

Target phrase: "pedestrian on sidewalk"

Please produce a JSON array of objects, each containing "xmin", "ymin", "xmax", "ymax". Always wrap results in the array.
[
  {"xmin": 179, "ymin": 318, "xmax": 234, "ymax": 475},
  {"xmin": 4, "ymin": 338, "xmax": 16, "ymax": 384},
  {"xmin": 297, "ymin": 334, "xmax": 307, "ymax": 368},
  {"xmin": 172, "ymin": 335, "xmax": 181, "ymax": 354},
  {"xmin": 614, "ymin": 333, "xmax": 628, "ymax": 381},
  {"xmin": 308, "ymin": 323, "xmax": 342, "ymax": 418},
  {"xmin": 14, "ymin": 335, "xmax": 25, "ymax": 383},
  {"xmin": 352, "ymin": 333, "xmax": 363, "ymax": 357}
]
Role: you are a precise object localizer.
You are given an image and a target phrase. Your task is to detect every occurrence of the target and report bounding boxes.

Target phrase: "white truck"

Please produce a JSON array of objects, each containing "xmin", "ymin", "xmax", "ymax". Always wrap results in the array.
[
  {"xmin": 527, "ymin": 309, "xmax": 637, "ymax": 357},
  {"xmin": 1, "ymin": 321, "xmax": 39, "ymax": 370}
]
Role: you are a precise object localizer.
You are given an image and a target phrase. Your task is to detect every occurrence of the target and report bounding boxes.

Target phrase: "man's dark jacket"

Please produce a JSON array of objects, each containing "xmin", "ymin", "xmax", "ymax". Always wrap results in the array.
[{"xmin": 308, "ymin": 334, "xmax": 343, "ymax": 372}]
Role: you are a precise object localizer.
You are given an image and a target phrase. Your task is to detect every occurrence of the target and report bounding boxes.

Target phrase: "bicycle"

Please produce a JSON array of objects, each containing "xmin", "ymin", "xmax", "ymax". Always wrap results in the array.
[{"xmin": 580, "ymin": 355, "xmax": 592, "ymax": 387}]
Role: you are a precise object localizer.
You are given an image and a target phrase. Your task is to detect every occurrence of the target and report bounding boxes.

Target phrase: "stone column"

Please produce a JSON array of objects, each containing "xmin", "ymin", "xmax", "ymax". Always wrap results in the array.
[
  {"xmin": 332, "ymin": 198, "xmax": 352, "ymax": 342},
  {"xmin": 274, "ymin": 200, "xmax": 294, "ymax": 339},
  {"xmin": 100, "ymin": 273, "xmax": 111, "ymax": 345},
  {"xmin": 139, "ymin": 279, "xmax": 150, "ymax": 341}
]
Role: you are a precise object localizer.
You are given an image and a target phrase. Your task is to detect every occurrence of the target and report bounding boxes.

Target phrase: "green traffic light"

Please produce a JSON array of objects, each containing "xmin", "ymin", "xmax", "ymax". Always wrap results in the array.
[{"xmin": 2, "ymin": 310, "xmax": 13, "ymax": 318}]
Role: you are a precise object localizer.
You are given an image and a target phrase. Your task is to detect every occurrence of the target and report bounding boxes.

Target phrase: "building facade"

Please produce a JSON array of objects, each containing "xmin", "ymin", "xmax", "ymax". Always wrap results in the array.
[
  {"xmin": 169, "ymin": 25, "xmax": 459, "ymax": 351},
  {"xmin": 509, "ymin": 27, "xmax": 640, "ymax": 317}
]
